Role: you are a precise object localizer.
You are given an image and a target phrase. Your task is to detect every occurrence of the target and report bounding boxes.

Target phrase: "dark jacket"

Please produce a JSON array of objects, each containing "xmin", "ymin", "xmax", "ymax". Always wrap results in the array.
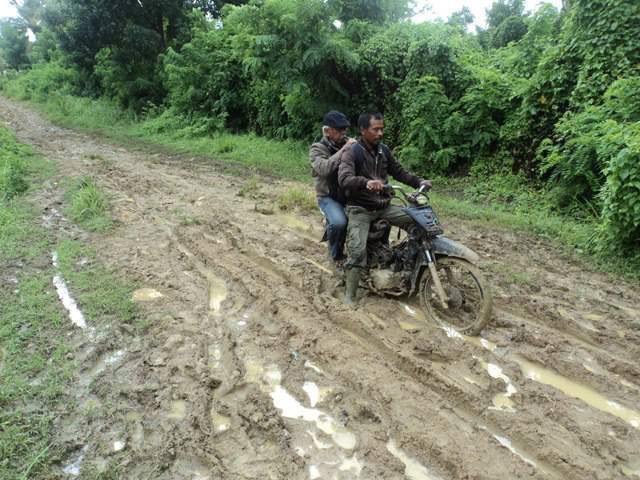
[
  {"xmin": 338, "ymin": 139, "xmax": 422, "ymax": 210},
  {"xmin": 309, "ymin": 136, "xmax": 346, "ymax": 202}
]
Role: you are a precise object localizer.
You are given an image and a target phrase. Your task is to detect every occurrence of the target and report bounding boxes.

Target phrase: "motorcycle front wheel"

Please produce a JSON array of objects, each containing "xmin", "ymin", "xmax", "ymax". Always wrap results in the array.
[{"xmin": 419, "ymin": 257, "xmax": 492, "ymax": 336}]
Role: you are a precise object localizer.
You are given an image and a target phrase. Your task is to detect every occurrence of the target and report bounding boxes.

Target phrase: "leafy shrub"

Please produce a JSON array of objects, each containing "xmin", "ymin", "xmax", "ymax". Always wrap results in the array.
[
  {"xmin": 541, "ymin": 77, "xmax": 640, "ymax": 212},
  {"xmin": 596, "ymin": 122, "xmax": 640, "ymax": 251},
  {"xmin": 0, "ymin": 157, "xmax": 28, "ymax": 201},
  {"xmin": 2, "ymin": 61, "xmax": 80, "ymax": 101}
]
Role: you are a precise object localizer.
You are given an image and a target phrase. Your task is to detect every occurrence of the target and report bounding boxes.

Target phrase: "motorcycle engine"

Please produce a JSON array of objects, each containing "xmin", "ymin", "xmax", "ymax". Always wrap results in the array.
[{"xmin": 370, "ymin": 268, "xmax": 405, "ymax": 291}]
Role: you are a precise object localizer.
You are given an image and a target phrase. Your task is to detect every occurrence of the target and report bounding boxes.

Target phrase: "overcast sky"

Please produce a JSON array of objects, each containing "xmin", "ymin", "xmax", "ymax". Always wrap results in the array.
[
  {"xmin": 0, "ymin": 0, "xmax": 17, "ymax": 20},
  {"xmin": 413, "ymin": 0, "xmax": 562, "ymax": 27},
  {"xmin": 1, "ymin": 0, "xmax": 562, "ymax": 27}
]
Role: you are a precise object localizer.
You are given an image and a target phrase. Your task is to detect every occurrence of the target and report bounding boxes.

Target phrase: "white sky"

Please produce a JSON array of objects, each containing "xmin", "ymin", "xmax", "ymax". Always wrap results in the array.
[
  {"xmin": 0, "ymin": 0, "xmax": 17, "ymax": 20},
  {"xmin": 0, "ymin": 0, "xmax": 562, "ymax": 28},
  {"xmin": 413, "ymin": 0, "xmax": 563, "ymax": 28}
]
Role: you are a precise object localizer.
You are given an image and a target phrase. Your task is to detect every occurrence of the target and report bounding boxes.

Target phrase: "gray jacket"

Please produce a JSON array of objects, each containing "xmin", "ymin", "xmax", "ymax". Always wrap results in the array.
[{"xmin": 309, "ymin": 137, "xmax": 346, "ymax": 201}]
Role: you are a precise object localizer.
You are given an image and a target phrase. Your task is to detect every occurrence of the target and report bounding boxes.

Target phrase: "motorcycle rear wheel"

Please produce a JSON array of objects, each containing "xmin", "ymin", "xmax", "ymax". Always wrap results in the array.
[{"xmin": 419, "ymin": 257, "xmax": 492, "ymax": 336}]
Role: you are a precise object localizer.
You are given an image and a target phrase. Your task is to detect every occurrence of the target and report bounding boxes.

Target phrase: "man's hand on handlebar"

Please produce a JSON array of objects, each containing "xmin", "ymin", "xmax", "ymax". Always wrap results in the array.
[
  {"xmin": 366, "ymin": 179, "xmax": 385, "ymax": 192},
  {"xmin": 419, "ymin": 180, "xmax": 433, "ymax": 192}
]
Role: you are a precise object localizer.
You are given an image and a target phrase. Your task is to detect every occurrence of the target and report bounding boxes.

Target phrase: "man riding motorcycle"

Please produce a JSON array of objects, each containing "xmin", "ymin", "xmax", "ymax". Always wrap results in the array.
[{"xmin": 338, "ymin": 112, "xmax": 432, "ymax": 305}]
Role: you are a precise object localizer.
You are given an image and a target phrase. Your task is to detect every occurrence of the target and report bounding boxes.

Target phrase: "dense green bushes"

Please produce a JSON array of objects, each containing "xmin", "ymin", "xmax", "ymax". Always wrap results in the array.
[{"xmin": 2, "ymin": 61, "xmax": 79, "ymax": 101}]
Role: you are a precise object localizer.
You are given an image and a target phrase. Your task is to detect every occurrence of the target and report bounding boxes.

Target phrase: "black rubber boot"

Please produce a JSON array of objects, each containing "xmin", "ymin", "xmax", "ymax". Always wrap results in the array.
[{"xmin": 343, "ymin": 268, "xmax": 361, "ymax": 306}]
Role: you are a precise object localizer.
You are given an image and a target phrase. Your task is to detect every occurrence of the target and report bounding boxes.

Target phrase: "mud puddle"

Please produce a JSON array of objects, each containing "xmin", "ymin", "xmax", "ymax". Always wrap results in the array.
[
  {"xmin": 52, "ymin": 252, "xmax": 87, "ymax": 329},
  {"xmin": 386, "ymin": 439, "xmax": 441, "ymax": 480},
  {"xmin": 244, "ymin": 359, "xmax": 362, "ymax": 477},
  {"xmin": 513, "ymin": 355, "xmax": 640, "ymax": 429},
  {"xmin": 132, "ymin": 288, "xmax": 163, "ymax": 301},
  {"xmin": 80, "ymin": 350, "xmax": 126, "ymax": 385},
  {"xmin": 449, "ymin": 328, "xmax": 640, "ymax": 428}
]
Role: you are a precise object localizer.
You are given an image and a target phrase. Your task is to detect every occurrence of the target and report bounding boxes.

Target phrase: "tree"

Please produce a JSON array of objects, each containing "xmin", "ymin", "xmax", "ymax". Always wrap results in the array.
[
  {"xmin": 41, "ymin": 0, "xmax": 234, "ymax": 106},
  {"xmin": 328, "ymin": 0, "xmax": 412, "ymax": 24},
  {"xmin": 10, "ymin": 0, "xmax": 44, "ymax": 33},
  {"xmin": 0, "ymin": 18, "xmax": 30, "ymax": 70},
  {"xmin": 447, "ymin": 7, "xmax": 474, "ymax": 30},
  {"xmin": 491, "ymin": 15, "xmax": 528, "ymax": 47},
  {"xmin": 486, "ymin": 0, "xmax": 525, "ymax": 29}
]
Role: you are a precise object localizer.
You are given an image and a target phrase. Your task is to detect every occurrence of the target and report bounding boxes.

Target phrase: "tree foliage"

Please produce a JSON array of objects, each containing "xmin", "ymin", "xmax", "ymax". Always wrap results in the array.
[{"xmin": 0, "ymin": 18, "xmax": 30, "ymax": 70}]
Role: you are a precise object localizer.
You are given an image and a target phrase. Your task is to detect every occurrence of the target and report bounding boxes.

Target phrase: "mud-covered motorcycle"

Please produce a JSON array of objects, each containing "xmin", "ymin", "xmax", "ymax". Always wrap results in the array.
[{"xmin": 358, "ymin": 184, "xmax": 492, "ymax": 336}]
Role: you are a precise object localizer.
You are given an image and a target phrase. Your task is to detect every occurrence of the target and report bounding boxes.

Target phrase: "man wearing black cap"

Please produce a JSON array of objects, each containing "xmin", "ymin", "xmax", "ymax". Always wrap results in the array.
[{"xmin": 309, "ymin": 111, "xmax": 356, "ymax": 264}]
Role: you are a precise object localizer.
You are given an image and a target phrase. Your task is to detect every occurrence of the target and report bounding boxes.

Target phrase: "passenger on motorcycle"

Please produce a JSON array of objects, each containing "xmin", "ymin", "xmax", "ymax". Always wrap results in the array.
[
  {"xmin": 338, "ymin": 112, "xmax": 432, "ymax": 305},
  {"xmin": 309, "ymin": 110, "xmax": 357, "ymax": 264}
]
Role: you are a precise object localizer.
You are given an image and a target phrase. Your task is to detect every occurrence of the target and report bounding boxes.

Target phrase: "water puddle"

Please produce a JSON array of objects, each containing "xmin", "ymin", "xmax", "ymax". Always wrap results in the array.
[
  {"xmin": 513, "ymin": 355, "xmax": 640, "ymax": 428},
  {"xmin": 52, "ymin": 252, "xmax": 87, "ymax": 329},
  {"xmin": 167, "ymin": 400, "xmax": 187, "ymax": 420},
  {"xmin": 303, "ymin": 381, "xmax": 320, "ymax": 407},
  {"xmin": 81, "ymin": 350, "xmax": 125, "ymax": 385},
  {"xmin": 208, "ymin": 345, "xmax": 222, "ymax": 370},
  {"xmin": 244, "ymin": 358, "xmax": 361, "ymax": 476},
  {"xmin": 211, "ymin": 413, "xmax": 231, "ymax": 432},
  {"xmin": 62, "ymin": 446, "xmax": 88, "ymax": 476},
  {"xmin": 401, "ymin": 303, "xmax": 427, "ymax": 322},
  {"xmin": 622, "ymin": 459, "xmax": 640, "ymax": 477},
  {"xmin": 386, "ymin": 439, "xmax": 441, "ymax": 480},
  {"xmin": 465, "ymin": 336, "xmax": 497, "ymax": 353},
  {"xmin": 208, "ymin": 275, "xmax": 227, "ymax": 313},
  {"xmin": 476, "ymin": 358, "xmax": 517, "ymax": 412},
  {"xmin": 557, "ymin": 307, "xmax": 598, "ymax": 332},
  {"xmin": 398, "ymin": 320, "xmax": 421, "ymax": 332},
  {"xmin": 582, "ymin": 356, "xmax": 607, "ymax": 376},
  {"xmin": 305, "ymin": 360, "xmax": 325, "ymax": 375},
  {"xmin": 490, "ymin": 432, "xmax": 537, "ymax": 467},
  {"xmin": 131, "ymin": 288, "xmax": 163, "ymax": 302},
  {"xmin": 445, "ymin": 327, "xmax": 640, "ymax": 428},
  {"xmin": 113, "ymin": 440, "xmax": 126, "ymax": 452},
  {"xmin": 271, "ymin": 386, "xmax": 357, "ymax": 449}
]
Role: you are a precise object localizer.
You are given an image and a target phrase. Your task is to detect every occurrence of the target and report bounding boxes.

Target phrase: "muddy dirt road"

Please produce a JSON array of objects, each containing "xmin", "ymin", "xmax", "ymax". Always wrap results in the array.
[{"xmin": 2, "ymin": 96, "xmax": 640, "ymax": 479}]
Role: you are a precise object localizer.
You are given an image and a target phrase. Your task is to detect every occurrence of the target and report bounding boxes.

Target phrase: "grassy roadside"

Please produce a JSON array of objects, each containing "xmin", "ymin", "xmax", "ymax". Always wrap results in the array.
[
  {"xmin": 2, "ymin": 90, "xmax": 637, "ymax": 280},
  {"xmin": 0, "ymin": 125, "xmax": 137, "ymax": 479}
]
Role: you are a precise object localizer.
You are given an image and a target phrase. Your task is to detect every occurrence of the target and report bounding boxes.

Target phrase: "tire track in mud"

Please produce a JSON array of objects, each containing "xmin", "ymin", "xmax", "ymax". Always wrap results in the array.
[
  {"xmin": 2, "ymin": 96, "xmax": 640, "ymax": 479},
  {"xmin": 195, "ymin": 202, "xmax": 640, "ymax": 476},
  {"xmin": 171, "ymin": 221, "xmax": 596, "ymax": 480}
]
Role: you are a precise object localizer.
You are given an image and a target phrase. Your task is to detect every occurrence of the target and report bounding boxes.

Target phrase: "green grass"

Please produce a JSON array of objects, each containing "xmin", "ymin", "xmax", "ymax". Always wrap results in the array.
[
  {"xmin": 0, "ymin": 126, "xmax": 139, "ymax": 478},
  {"xmin": 277, "ymin": 186, "xmax": 317, "ymax": 213},
  {"xmin": 1, "ymin": 127, "xmax": 31, "ymax": 201},
  {"xmin": 54, "ymin": 240, "xmax": 138, "ymax": 326},
  {"xmin": 0, "ymin": 125, "xmax": 70, "ymax": 479},
  {"xmin": 65, "ymin": 177, "xmax": 112, "ymax": 231}
]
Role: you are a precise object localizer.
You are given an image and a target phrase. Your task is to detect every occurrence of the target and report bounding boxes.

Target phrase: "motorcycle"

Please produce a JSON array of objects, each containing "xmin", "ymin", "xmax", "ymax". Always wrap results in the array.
[{"xmin": 358, "ymin": 184, "xmax": 492, "ymax": 336}]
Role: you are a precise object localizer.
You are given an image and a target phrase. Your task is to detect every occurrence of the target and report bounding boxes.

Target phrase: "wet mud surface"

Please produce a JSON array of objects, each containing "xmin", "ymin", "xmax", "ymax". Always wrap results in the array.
[{"xmin": 2, "ymin": 96, "xmax": 640, "ymax": 479}]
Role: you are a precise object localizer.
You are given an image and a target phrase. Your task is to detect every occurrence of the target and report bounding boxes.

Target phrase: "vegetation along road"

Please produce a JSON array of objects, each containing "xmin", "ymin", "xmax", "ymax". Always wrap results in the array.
[{"xmin": 1, "ymin": 95, "xmax": 639, "ymax": 479}]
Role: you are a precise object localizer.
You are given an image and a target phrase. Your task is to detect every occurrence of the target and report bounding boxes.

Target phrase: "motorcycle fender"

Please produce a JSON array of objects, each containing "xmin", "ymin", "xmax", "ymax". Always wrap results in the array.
[{"xmin": 432, "ymin": 236, "xmax": 480, "ymax": 263}]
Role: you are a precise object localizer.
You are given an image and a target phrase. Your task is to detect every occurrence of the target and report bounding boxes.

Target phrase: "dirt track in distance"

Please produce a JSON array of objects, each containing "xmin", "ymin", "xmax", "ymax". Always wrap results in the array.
[{"xmin": 2, "ymin": 96, "xmax": 639, "ymax": 480}]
